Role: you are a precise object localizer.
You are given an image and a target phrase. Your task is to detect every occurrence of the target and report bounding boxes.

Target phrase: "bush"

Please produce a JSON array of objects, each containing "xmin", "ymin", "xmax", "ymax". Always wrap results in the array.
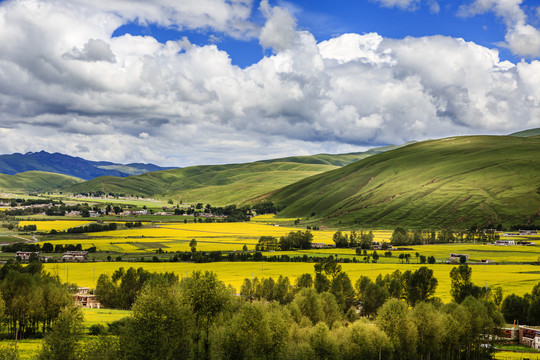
[{"xmin": 88, "ymin": 324, "xmax": 106, "ymax": 336}]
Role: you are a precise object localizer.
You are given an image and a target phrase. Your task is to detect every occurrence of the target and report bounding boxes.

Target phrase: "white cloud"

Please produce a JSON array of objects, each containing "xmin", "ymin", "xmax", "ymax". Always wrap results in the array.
[
  {"xmin": 0, "ymin": 0, "xmax": 539, "ymax": 167},
  {"xmin": 459, "ymin": 0, "xmax": 540, "ymax": 57},
  {"xmin": 63, "ymin": 39, "xmax": 116, "ymax": 63},
  {"xmin": 372, "ymin": 0, "xmax": 421, "ymax": 11}
]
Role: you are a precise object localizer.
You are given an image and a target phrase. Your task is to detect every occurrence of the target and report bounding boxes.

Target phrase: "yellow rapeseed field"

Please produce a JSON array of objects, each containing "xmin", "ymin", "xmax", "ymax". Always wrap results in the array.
[
  {"xmin": 18, "ymin": 220, "xmax": 94, "ymax": 232},
  {"xmin": 44, "ymin": 262, "xmax": 540, "ymax": 303}
]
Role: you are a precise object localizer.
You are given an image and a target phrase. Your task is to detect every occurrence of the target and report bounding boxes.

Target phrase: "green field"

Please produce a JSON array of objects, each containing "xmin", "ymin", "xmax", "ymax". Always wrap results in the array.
[{"xmin": 270, "ymin": 135, "xmax": 540, "ymax": 228}]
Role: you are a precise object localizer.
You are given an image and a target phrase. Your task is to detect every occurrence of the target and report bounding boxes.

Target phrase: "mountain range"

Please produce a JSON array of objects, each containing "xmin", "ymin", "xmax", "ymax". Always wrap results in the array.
[{"xmin": 0, "ymin": 151, "xmax": 175, "ymax": 180}]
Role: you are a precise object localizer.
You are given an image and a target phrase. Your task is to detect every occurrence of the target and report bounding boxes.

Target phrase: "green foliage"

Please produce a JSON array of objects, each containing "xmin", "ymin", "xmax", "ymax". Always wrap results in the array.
[
  {"xmin": 39, "ymin": 306, "xmax": 84, "ymax": 360},
  {"xmin": 0, "ymin": 342, "xmax": 19, "ymax": 360},
  {"xmin": 279, "ymin": 230, "xmax": 313, "ymax": 250},
  {"xmin": 406, "ymin": 266, "xmax": 438, "ymax": 306},
  {"xmin": 120, "ymin": 283, "xmax": 194, "ymax": 360},
  {"xmin": 95, "ymin": 267, "xmax": 178, "ymax": 309}
]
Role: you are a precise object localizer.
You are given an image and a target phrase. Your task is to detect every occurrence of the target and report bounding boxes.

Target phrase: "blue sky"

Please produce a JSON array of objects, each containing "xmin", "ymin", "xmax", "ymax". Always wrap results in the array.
[
  {"xmin": 0, "ymin": 0, "xmax": 539, "ymax": 166},
  {"xmin": 112, "ymin": 0, "xmax": 537, "ymax": 68}
]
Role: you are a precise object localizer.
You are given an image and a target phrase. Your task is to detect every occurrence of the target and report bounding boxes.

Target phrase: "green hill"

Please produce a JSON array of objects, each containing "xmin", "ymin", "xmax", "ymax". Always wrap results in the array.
[
  {"xmin": 269, "ymin": 136, "xmax": 540, "ymax": 228},
  {"xmin": 63, "ymin": 162, "xmax": 337, "ymax": 205},
  {"xmin": 63, "ymin": 145, "xmax": 399, "ymax": 205},
  {"xmin": 0, "ymin": 171, "xmax": 84, "ymax": 193},
  {"xmin": 510, "ymin": 128, "xmax": 540, "ymax": 137}
]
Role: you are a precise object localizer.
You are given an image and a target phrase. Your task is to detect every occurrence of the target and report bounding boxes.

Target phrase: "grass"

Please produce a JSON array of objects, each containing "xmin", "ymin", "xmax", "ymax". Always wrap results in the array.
[
  {"xmin": 0, "ymin": 171, "xmax": 83, "ymax": 193},
  {"xmin": 270, "ymin": 135, "xmax": 540, "ymax": 228}
]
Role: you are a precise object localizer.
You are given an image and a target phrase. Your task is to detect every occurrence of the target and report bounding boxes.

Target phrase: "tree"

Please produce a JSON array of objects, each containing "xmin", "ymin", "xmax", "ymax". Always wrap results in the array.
[
  {"xmin": 39, "ymin": 306, "xmax": 84, "ymax": 360},
  {"xmin": 412, "ymin": 302, "xmax": 444, "ymax": 359},
  {"xmin": 450, "ymin": 264, "xmax": 482, "ymax": 303},
  {"xmin": 501, "ymin": 294, "xmax": 528, "ymax": 324},
  {"xmin": 190, "ymin": 239, "xmax": 197, "ymax": 253},
  {"xmin": 332, "ymin": 231, "xmax": 349, "ymax": 248},
  {"xmin": 180, "ymin": 271, "xmax": 230, "ymax": 360},
  {"xmin": 406, "ymin": 267, "xmax": 438, "ymax": 306},
  {"xmin": 120, "ymin": 282, "xmax": 194, "ymax": 360},
  {"xmin": 377, "ymin": 299, "xmax": 418, "ymax": 359},
  {"xmin": 459, "ymin": 255, "xmax": 467, "ymax": 264},
  {"xmin": 295, "ymin": 273, "xmax": 313, "ymax": 291},
  {"xmin": 391, "ymin": 227, "xmax": 409, "ymax": 246},
  {"xmin": 427, "ymin": 256, "xmax": 436, "ymax": 264},
  {"xmin": 214, "ymin": 303, "xmax": 273, "ymax": 360}
]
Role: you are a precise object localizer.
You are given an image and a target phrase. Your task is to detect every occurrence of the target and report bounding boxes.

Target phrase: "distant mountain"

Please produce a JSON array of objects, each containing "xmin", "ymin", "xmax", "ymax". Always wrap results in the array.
[
  {"xmin": 269, "ymin": 135, "xmax": 540, "ymax": 228},
  {"xmin": 63, "ymin": 144, "xmax": 400, "ymax": 204},
  {"xmin": 0, "ymin": 151, "xmax": 176, "ymax": 180},
  {"xmin": 0, "ymin": 171, "xmax": 83, "ymax": 193},
  {"xmin": 510, "ymin": 128, "xmax": 540, "ymax": 137}
]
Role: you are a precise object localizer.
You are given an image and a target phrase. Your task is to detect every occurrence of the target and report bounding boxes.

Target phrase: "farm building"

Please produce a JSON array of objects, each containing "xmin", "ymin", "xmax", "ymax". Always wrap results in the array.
[
  {"xmin": 73, "ymin": 287, "xmax": 101, "ymax": 308},
  {"xmin": 519, "ymin": 326, "xmax": 540, "ymax": 350},
  {"xmin": 494, "ymin": 240, "xmax": 515, "ymax": 246},
  {"xmin": 519, "ymin": 230, "xmax": 538, "ymax": 235},
  {"xmin": 449, "ymin": 253, "xmax": 469, "ymax": 260},
  {"xmin": 62, "ymin": 251, "xmax": 88, "ymax": 262}
]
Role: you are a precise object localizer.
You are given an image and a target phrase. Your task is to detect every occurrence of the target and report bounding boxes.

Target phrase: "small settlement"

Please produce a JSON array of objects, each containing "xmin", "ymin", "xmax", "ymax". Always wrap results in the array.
[{"xmin": 501, "ymin": 326, "xmax": 540, "ymax": 351}]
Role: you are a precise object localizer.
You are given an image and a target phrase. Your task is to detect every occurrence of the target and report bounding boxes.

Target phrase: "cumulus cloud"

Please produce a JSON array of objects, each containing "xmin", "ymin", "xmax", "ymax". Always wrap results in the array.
[
  {"xmin": 0, "ymin": 0, "xmax": 539, "ymax": 166},
  {"xmin": 459, "ymin": 0, "xmax": 540, "ymax": 57},
  {"xmin": 63, "ymin": 39, "xmax": 116, "ymax": 63}
]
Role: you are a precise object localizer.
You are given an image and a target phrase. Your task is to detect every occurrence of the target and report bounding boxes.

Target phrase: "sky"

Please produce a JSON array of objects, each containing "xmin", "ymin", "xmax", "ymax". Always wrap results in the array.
[{"xmin": 0, "ymin": 0, "xmax": 539, "ymax": 167}]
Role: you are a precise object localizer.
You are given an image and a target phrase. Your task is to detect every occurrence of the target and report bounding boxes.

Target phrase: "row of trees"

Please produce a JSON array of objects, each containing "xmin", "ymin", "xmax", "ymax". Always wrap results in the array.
[
  {"xmin": 390, "ymin": 227, "xmax": 498, "ymax": 246},
  {"xmin": 33, "ymin": 268, "xmax": 506, "ymax": 360},
  {"xmin": 0, "ymin": 261, "xmax": 73, "ymax": 338},
  {"xmin": 332, "ymin": 230, "xmax": 374, "ymax": 249},
  {"xmin": 95, "ymin": 267, "xmax": 179, "ymax": 309},
  {"xmin": 2, "ymin": 242, "xmax": 95, "ymax": 254},
  {"xmin": 255, "ymin": 231, "xmax": 313, "ymax": 251}
]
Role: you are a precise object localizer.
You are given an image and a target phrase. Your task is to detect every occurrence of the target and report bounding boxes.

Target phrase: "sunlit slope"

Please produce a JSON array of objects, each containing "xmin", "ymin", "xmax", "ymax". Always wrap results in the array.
[
  {"xmin": 0, "ymin": 171, "xmax": 83, "ymax": 192},
  {"xmin": 64, "ymin": 162, "xmax": 338, "ymax": 204},
  {"xmin": 63, "ymin": 146, "xmax": 400, "ymax": 204},
  {"xmin": 270, "ymin": 136, "xmax": 540, "ymax": 228}
]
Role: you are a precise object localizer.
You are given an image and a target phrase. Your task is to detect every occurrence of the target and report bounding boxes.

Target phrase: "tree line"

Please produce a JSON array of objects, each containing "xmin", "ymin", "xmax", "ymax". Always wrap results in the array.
[{"xmin": 30, "ymin": 264, "xmax": 510, "ymax": 360}]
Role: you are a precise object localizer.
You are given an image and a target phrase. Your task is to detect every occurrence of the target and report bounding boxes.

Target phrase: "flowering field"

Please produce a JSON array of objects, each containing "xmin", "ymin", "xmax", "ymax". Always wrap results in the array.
[
  {"xmin": 44, "ymin": 262, "xmax": 540, "ymax": 303},
  {"xmin": 18, "ymin": 220, "xmax": 94, "ymax": 232}
]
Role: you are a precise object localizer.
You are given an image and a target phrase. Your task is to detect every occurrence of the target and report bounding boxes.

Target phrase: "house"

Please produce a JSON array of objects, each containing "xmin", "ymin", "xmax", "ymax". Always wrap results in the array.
[
  {"xmin": 449, "ymin": 253, "xmax": 469, "ymax": 260},
  {"xmin": 311, "ymin": 243, "xmax": 334, "ymax": 249},
  {"xmin": 519, "ymin": 326, "xmax": 540, "ymax": 350},
  {"xmin": 73, "ymin": 287, "xmax": 101, "ymax": 308},
  {"xmin": 494, "ymin": 240, "xmax": 515, "ymax": 246},
  {"xmin": 62, "ymin": 251, "xmax": 88, "ymax": 262},
  {"xmin": 520, "ymin": 230, "xmax": 538, "ymax": 235},
  {"xmin": 15, "ymin": 251, "xmax": 39, "ymax": 261}
]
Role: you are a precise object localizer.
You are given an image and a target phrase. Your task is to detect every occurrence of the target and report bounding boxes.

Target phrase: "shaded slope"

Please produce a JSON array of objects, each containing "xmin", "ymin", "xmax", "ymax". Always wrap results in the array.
[
  {"xmin": 0, "ymin": 171, "xmax": 83, "ymax": 193},
  {"xmin": 510, "ymin": 128, "xmax": 540, "ymax": 137},
  {"xmin": 270, "ymin": 136, "xmax": 540, "ymax": 228}
]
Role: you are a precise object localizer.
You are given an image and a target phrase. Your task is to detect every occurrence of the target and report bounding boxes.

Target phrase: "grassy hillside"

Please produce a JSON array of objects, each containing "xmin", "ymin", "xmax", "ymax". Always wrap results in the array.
[
  {"xmin": 270, "ymin": 135, "xmax": 540, "ymax": 228},
  {"xmin": 0, "ymin": 171, "xmax": 83, "ymax": 193},
  {"xmin": 64, "ymin": 162, "xmax": 338, "ymax": 205},
  {"xmin": 63, "ymin": 145, "xmax": 400, "ymax": 205},
  {"xmin": 510, "ymin": 128, "xmax": 540, "ymax": 137}
]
